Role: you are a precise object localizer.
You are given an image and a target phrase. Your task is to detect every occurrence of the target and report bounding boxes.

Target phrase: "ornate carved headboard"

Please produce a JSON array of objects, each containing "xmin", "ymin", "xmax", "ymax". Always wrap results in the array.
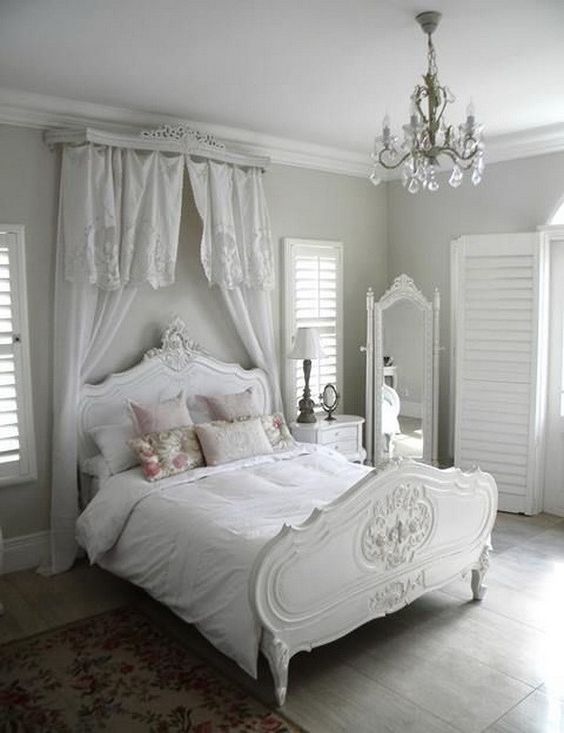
[{"xmin": 78, "ymin": 318, "xmax": 272, "ymax": 462}]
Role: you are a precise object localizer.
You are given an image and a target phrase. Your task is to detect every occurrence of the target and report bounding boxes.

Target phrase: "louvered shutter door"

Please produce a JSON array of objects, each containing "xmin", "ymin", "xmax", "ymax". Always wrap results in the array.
[
  {"xmin": 284, "ymin": 240, "xmax": 343, "ymax": 418},
  {"xmin": 0, "ymin": 230, "xmax": 35, "ymax": 482},
  {"xmin": 454, "ymin": 233, "xmax": 542, "ymax": 514}
]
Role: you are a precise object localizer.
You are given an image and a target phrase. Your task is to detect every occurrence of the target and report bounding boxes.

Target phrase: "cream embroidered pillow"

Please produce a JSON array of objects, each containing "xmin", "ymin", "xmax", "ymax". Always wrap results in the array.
[
  {"xmin": 129, "ymin": 425, "xmax": 204, "ymax": 482},
  {"xmin": 195, "ymin": 417, "xmax": 273, "ymax": 466}
]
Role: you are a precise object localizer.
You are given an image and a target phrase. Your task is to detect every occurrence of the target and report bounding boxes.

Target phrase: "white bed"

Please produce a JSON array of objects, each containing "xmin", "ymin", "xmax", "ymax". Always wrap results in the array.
[{"xmin": 76, "ymin": 319, "xmax": 497, "ymax": 706}]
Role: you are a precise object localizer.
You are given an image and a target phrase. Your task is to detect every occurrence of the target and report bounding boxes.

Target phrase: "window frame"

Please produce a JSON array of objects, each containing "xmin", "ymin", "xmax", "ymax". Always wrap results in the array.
[
  {"xmin": 283, "ymin": 238, "xmax": 344, "ymax": 421},
  {"xmin": 0, "ymin": 224, "xmax": 36, "ymax": 486}
]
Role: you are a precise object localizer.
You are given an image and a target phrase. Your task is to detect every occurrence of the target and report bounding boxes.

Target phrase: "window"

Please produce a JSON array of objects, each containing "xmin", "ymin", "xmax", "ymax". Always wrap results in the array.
[
  {"xmin": 550, "ymin": 200, "xmax": 564, "ymax": 225},
  {"xmin": 0, "ymin": 226, "xmax": 36, "ymax": 484},
  {"xmin": 283, "ymin": 239, "xmax": 343, "ymax": 418}
]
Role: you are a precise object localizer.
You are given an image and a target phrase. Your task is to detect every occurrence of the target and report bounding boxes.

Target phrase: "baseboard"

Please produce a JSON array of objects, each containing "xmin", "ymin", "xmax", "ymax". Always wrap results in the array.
[
  {"xmin": 399, "ymin": 401, "xmax": 422, "ymax": 419},
  {"xmin": 542, "ymin": 501, "xmax": 564, "ymax": 518},
  {"xmin": 497, "ymin": 494, "xmax": 527, "ymax": 514},
  {"xmin": 2, "ymin": 530, "xmax": 50, "ymax": 574}
]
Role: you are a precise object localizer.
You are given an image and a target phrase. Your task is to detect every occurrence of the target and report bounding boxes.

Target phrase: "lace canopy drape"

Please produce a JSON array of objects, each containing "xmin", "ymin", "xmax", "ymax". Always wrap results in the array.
[
  {"xmin": 187, "ymin": 159, "xmax": 282, "ymax": 410},
  {"xmin": 47, "ymin": 141, "xmax": 281, "ymax": 574},
  {"xmin": 61, "ymin": 145, "xmax": 184, "ymax": 289},
  {"xmin": 47, "ymin": 144, "xmax": 184, "ymax": 574}
]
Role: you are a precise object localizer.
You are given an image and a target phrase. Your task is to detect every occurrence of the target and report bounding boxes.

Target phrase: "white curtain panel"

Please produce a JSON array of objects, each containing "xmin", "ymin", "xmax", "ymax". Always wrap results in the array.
[
  {"xmin": 46, "ymin": 144, "xmax": 183, "ymax": 574},
  {"xmin": 61, "ymin": 144, "xmax": 184, "ymax": 290},
  {"xmin": 187, "ymin": 159, "xmax": 282, "ymax": 409}
]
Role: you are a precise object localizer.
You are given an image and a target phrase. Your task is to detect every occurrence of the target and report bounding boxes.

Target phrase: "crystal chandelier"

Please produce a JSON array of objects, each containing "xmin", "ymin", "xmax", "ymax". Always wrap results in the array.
[{"xmin": 370, "ymin": 11, "xmax": 484, "ymax": 193}]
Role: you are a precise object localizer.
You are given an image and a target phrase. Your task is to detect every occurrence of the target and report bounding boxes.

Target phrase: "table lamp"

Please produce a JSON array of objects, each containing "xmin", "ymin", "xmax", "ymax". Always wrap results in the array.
[{"xmin": 288, "ymin": 327, "xmax": 327, "ymax": 423}]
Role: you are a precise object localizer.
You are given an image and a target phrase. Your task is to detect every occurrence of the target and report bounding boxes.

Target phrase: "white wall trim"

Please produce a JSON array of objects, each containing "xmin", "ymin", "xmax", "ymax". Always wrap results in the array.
[
  {"xmin": 2, "ymin": 87, "xmax": 564, "ymax": 178},
  {"xmin": 3, "ymin": 530, "xmax": 50, "ymax": 574},
  {"xmin": 0, "ymin": 88, "xmax": 371, "ymax": 178}
]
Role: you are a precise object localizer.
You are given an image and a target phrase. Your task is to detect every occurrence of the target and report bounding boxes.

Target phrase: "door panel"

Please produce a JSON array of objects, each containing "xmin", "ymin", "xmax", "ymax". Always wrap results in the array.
[{"xmin": 453, "ymin": 233, "xmax": 542, "ymax": 514}]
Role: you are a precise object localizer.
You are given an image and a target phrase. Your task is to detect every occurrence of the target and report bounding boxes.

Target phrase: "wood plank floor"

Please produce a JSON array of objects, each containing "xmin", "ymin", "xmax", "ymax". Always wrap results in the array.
[{"xmin": 2, "ymin": 511, "xmax": 564, "ymax": 732}]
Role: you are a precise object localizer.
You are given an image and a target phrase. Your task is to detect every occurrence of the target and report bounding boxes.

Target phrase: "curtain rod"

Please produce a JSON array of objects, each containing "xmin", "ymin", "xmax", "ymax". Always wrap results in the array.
[{"xmin": 44, "ymin": 126, "xmax": 271, "ymax": 170}]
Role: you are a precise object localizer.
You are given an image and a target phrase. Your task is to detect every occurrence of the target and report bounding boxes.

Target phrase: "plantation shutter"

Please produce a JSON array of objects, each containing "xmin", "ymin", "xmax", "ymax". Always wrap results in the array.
[
  {"xmin": 0, "ymin": 229, "xmax": 36, "ymax": 483},
  {"xmin": 284, "ymin": 240, "xmax": 343, "ymax": 419},
  {"xmin": 453, "ymin": 233, "xmax": 543, "ymax": 514}
]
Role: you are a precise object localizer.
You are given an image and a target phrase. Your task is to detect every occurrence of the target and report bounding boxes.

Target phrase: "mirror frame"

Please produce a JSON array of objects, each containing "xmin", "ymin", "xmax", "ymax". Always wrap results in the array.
[
  {"xmin": 365, "ymin": 274, "xmax": 440, "ymax": 466},
  {"xmin": 320, "ymin": 383, "xmax": 340, "ymax": 420}
]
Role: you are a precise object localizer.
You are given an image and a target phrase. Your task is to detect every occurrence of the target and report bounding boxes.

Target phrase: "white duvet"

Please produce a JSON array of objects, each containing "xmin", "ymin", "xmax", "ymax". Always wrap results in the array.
[{"xmin": 76, "ymin": 444, "xmax": 372, "ymax": 677}]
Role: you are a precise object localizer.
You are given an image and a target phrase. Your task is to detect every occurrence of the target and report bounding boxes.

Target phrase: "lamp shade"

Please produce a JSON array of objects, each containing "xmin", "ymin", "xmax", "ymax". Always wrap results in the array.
[{"xmin": 288, "ymin": 327, "xmax": 327, "ymax": 360}]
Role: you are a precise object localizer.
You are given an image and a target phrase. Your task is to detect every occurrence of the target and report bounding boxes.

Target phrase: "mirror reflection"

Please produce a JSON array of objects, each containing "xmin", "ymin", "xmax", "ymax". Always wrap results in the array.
[{"xmin": 382, "ymin": 300, "xmax": 425, "ymax": 459}]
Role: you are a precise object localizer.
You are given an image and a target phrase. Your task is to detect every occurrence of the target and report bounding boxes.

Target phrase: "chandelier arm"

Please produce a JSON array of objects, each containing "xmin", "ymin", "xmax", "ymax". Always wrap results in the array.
[
  {"xmin": 377, "ymin": 150, "xmax": 413, "ymax": 170},
  {"xmin": 438, "ymin": 146, "xmax": 480, "ymax": 168}
]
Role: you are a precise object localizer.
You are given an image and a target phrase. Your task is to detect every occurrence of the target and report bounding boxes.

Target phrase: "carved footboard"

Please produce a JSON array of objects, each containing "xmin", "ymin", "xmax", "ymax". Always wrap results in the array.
[{"xmin": 250, "ymin": 460, "xmax": 497, "ymax": 706}]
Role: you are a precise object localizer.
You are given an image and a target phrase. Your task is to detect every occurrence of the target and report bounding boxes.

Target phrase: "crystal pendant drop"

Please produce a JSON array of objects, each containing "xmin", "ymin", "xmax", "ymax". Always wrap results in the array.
[
  {"xmin": 449, "ymin": 165, "xmax": 463, "ymax": 188},
  {"xmin": 407, "ymin": 177, "xmax": 420, "ymax": 194},
  {"xmin": 471, "ymin": 167, "xmax": 482, "ymax": 186},
  {"xmin": 428, "ymin": 177, "xmax": 439, "ymax": 192},
  {"xmin": 369, "ymin": 170, "xmax": 382, "ymax": 186}
]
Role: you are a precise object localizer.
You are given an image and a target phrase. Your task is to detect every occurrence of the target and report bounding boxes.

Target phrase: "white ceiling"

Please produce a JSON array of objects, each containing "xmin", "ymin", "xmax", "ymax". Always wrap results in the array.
[{"xmin": 0, "ymin": 0, "xmax": 563, "ymax": 155}]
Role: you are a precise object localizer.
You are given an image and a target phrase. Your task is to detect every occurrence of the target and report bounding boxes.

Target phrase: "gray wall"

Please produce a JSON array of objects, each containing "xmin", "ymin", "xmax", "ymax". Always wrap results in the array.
[
  {"xmin": 0, "ymin": 126, "xmax": 58, "ymax": 539},
  {"xmin": 0, "ymin": 125, "xmax": 388, "ymax": 538},
  {"xmin": 388, "ymin": 151, "xmax": 564, "ymax": 463},
  {"xmin": 265, "ymin": 165, "xmax": 388, "ymax": 417}
]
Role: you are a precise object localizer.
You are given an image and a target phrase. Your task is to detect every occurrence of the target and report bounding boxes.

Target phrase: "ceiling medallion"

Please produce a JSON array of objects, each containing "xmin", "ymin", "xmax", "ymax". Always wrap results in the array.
[{"xmin": 370, "ymin": 11, "xmax": 484, "ymax": 193}]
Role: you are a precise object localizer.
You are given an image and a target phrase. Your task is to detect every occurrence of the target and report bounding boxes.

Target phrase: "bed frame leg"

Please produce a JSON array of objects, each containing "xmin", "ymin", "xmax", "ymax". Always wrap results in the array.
[
  {"xmin": 262, "ymin": 630, "xmax": 290, "ymax": 707},
  {"xmin": 471, "ymin": 545, "xmax": 491, "ymax": 601}
]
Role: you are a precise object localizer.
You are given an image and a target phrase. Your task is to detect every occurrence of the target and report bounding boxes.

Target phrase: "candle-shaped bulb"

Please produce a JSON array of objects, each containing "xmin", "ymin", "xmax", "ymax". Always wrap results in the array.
[
  {"xmin": 409, "ymin": 99, "xmax": 418, "ymax": 128},
  {"xmin": 382, "ymin": 114, "xmax": 391, "ymax": 145},
  {"xmin": 466, "ymin": 100, "xmax": 475, "ymax": 121}
]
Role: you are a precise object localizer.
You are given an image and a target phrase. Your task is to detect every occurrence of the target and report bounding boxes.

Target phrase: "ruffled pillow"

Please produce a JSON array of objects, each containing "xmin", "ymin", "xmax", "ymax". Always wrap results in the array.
[
  {"xmin": 129, "ymin": 425, "xmax": 204, "ymax": 482},
  {"xmin": 128, "ymin": 391, "xmax": 192, "ymax": 435},
  {"xmin": 195, "ymin": 417, "xmax": 273, "ymax": 467}
]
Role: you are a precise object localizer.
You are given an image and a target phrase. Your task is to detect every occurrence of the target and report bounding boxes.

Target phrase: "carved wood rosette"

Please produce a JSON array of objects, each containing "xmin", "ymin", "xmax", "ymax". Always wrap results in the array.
[
  {"xmin": 144, "ymin": 317, "xmax": 205, "ymax": 371},
  {"xmin": 361, "ymin": 483, "xmax": 432, "ymax": 570}
]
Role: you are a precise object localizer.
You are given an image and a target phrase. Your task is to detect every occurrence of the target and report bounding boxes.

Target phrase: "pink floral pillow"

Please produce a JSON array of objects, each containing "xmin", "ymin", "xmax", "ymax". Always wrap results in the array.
[
  {"xmin": 128, "ymin": 391, "xmax": 192, "ymax": 435},
  {"xmin": 129, "ymin": 425, "xmax": 204, "ymax": 482},
  {"xmin": 258, "ymin": 413, "xmax": 296, "ymax": 452}
]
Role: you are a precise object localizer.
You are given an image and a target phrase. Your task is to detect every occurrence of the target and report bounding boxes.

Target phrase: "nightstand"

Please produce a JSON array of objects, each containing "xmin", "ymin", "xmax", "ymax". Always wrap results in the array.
[{"xmin": 290, "ymin": 414, "xmax": 366, "ymax": 463}]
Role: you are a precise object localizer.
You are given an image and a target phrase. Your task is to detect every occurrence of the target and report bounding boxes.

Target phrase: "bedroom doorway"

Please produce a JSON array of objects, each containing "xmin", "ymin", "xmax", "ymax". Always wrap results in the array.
[{"xmin": 543, "ymin": 231, "xmax": 564, "ymax": 515}]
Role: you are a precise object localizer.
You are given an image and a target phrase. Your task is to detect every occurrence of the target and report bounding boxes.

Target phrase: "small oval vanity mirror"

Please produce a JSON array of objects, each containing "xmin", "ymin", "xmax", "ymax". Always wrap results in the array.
[{"xmin": 320, "ymin": 383, "xmax": 340, "ymax": 421}]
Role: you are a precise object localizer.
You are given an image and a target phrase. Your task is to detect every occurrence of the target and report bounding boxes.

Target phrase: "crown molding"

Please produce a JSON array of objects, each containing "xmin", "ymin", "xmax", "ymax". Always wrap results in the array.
[
  {"xmin": 0, "ymin": 88, "xmax": 371, "ymax": 178},
  {"xmin": 0, "ymin": 87, "xmax": 563, "ymax": 179}
]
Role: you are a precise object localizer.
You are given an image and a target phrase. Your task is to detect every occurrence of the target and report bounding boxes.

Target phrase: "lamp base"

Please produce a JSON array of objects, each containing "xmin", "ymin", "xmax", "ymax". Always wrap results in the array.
[
  {"xmin": 296, "ymin": 399, "xmax": 317, "ymax": 423},
  {"xmin": 296, "ymin": 358, "xmax": 317, "ymax": 423}
]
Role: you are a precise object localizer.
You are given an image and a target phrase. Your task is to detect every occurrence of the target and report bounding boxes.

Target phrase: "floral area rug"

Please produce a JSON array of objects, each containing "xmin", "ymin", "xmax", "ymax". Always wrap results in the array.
[{"xmin": 0, "ymin": 607, "xmax": 303, "ymax": 732}]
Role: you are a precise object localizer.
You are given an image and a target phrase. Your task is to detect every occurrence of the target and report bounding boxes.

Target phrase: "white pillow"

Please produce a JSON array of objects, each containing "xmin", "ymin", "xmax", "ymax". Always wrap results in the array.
[
  {"xmin": 89, "ymin": 422, "xmax": 138, "ymax": 475},
  {"xmin": 195, "ymin": 417, "xmax": 273, "ymax": 466}
]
